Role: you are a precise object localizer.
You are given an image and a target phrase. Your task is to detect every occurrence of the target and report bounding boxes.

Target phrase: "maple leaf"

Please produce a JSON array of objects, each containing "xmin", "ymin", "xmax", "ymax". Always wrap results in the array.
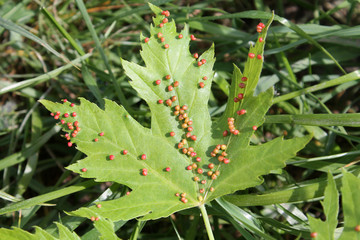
[{"xmin": 40, "ymin": 4, "xmax": 311, "ymax": 222}]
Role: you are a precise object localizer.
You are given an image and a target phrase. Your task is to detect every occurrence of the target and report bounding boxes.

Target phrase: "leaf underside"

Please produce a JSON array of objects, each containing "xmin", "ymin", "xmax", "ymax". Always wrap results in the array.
[{"xmin": 40, "ymin": 4, "xmax": 310, "ymax": 221}]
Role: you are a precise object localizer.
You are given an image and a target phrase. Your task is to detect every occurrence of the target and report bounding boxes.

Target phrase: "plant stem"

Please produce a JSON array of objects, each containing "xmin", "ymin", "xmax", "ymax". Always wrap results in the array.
[{"xmin": 199, "ymin": 204, "xmax": 215, "ymax": 240}]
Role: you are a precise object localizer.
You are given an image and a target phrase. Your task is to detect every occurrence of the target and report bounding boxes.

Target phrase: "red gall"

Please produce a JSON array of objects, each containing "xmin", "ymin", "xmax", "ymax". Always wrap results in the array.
[
  {"xmin": 166, "ymin": 99, "xmax": 172, "ymax": 106},
  {"xmin": 310, "ymin": 232, "xmax": 318, "ymax": 238}
]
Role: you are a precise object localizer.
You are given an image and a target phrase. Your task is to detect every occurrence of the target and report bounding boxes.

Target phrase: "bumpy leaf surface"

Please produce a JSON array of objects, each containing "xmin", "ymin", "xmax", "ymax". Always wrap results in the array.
[{"xmin": 40, "ymin": 4, "xmax": 310, "ymax": 221}]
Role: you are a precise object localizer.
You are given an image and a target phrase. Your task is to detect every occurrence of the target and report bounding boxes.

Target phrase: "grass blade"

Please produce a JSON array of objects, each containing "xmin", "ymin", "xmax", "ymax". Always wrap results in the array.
[
  {"xmin": 0, "ymin": 53, "xmax": 91, "ymax": 95},
  {"xmin": 75, "ymin": 0, "xmax": 130, "ymax": 111},
  {"xmin": 178, "ymin": 10, "xmax": 347, "ymax": 74},
  {"xmin": 0, "ymin": 126, "xmax": 60, "ymax": 171},
  {"xmin": 264, "ymin": 113, "xmax": 360, "ymax": 127},
  {"xmin": 273, "ymin": 70, "xmax": 360, "ymax": 104},
  {"xmin": 0, "ymin": 180, "xmax": 98, "ymax": 216},
  {"xmin": 41, "ymin": 6, "xmax": 86, "ymax": 56},
  {"xmin": 0, "ymin": 16, "xmax": 68, "ymax": 62},
  {"xmin": 81, "ymin": 64, "xmax": 105, "ymax": 107}
]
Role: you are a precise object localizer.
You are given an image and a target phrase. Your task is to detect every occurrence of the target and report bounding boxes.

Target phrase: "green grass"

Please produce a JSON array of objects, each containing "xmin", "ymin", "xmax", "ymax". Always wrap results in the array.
[{"xmin": 1, "ymin": 0, "xmax": 360, "ymax": 239}]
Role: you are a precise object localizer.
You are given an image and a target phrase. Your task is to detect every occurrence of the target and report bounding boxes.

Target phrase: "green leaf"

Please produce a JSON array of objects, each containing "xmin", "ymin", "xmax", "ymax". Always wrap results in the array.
[
  {"xmin": 308, "ymin": 173, "xmax": 338, "ymax": 240},
  {"xmin": 338, "ymin": 171, "xmax": 360, "ymax": 240},
  {"xmin": 39, "ymin": 4, "xmax": 310, "ymax": 222},
  {"xmin": 0, "ymin": 219, "xmax": 119, "ymax": 240}
]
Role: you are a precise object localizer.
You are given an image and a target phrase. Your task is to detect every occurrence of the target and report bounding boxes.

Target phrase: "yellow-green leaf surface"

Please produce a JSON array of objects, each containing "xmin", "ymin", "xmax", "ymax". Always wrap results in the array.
[{"xmin": 40, "ymin": 4, "xmax": 310, "ymax": 222}]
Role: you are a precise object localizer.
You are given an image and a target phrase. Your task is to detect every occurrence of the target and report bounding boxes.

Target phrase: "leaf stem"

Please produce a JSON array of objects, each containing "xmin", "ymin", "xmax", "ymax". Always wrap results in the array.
[{"xmin": 199, "ymin": 204, "xmax": 215, "ymax": 240}]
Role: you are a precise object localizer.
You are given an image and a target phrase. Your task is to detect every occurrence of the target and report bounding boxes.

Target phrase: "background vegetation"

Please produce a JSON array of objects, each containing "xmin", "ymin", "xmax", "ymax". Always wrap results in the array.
[{"xmin": 1, "ymin": 0, "xmax": 360, "ymax": 239}]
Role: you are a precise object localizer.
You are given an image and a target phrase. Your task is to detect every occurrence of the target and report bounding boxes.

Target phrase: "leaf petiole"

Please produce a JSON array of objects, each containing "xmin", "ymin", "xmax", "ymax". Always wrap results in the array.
[{"xmin": 199, "ymin": 204, "xmax": 215, "ymax": 240}]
